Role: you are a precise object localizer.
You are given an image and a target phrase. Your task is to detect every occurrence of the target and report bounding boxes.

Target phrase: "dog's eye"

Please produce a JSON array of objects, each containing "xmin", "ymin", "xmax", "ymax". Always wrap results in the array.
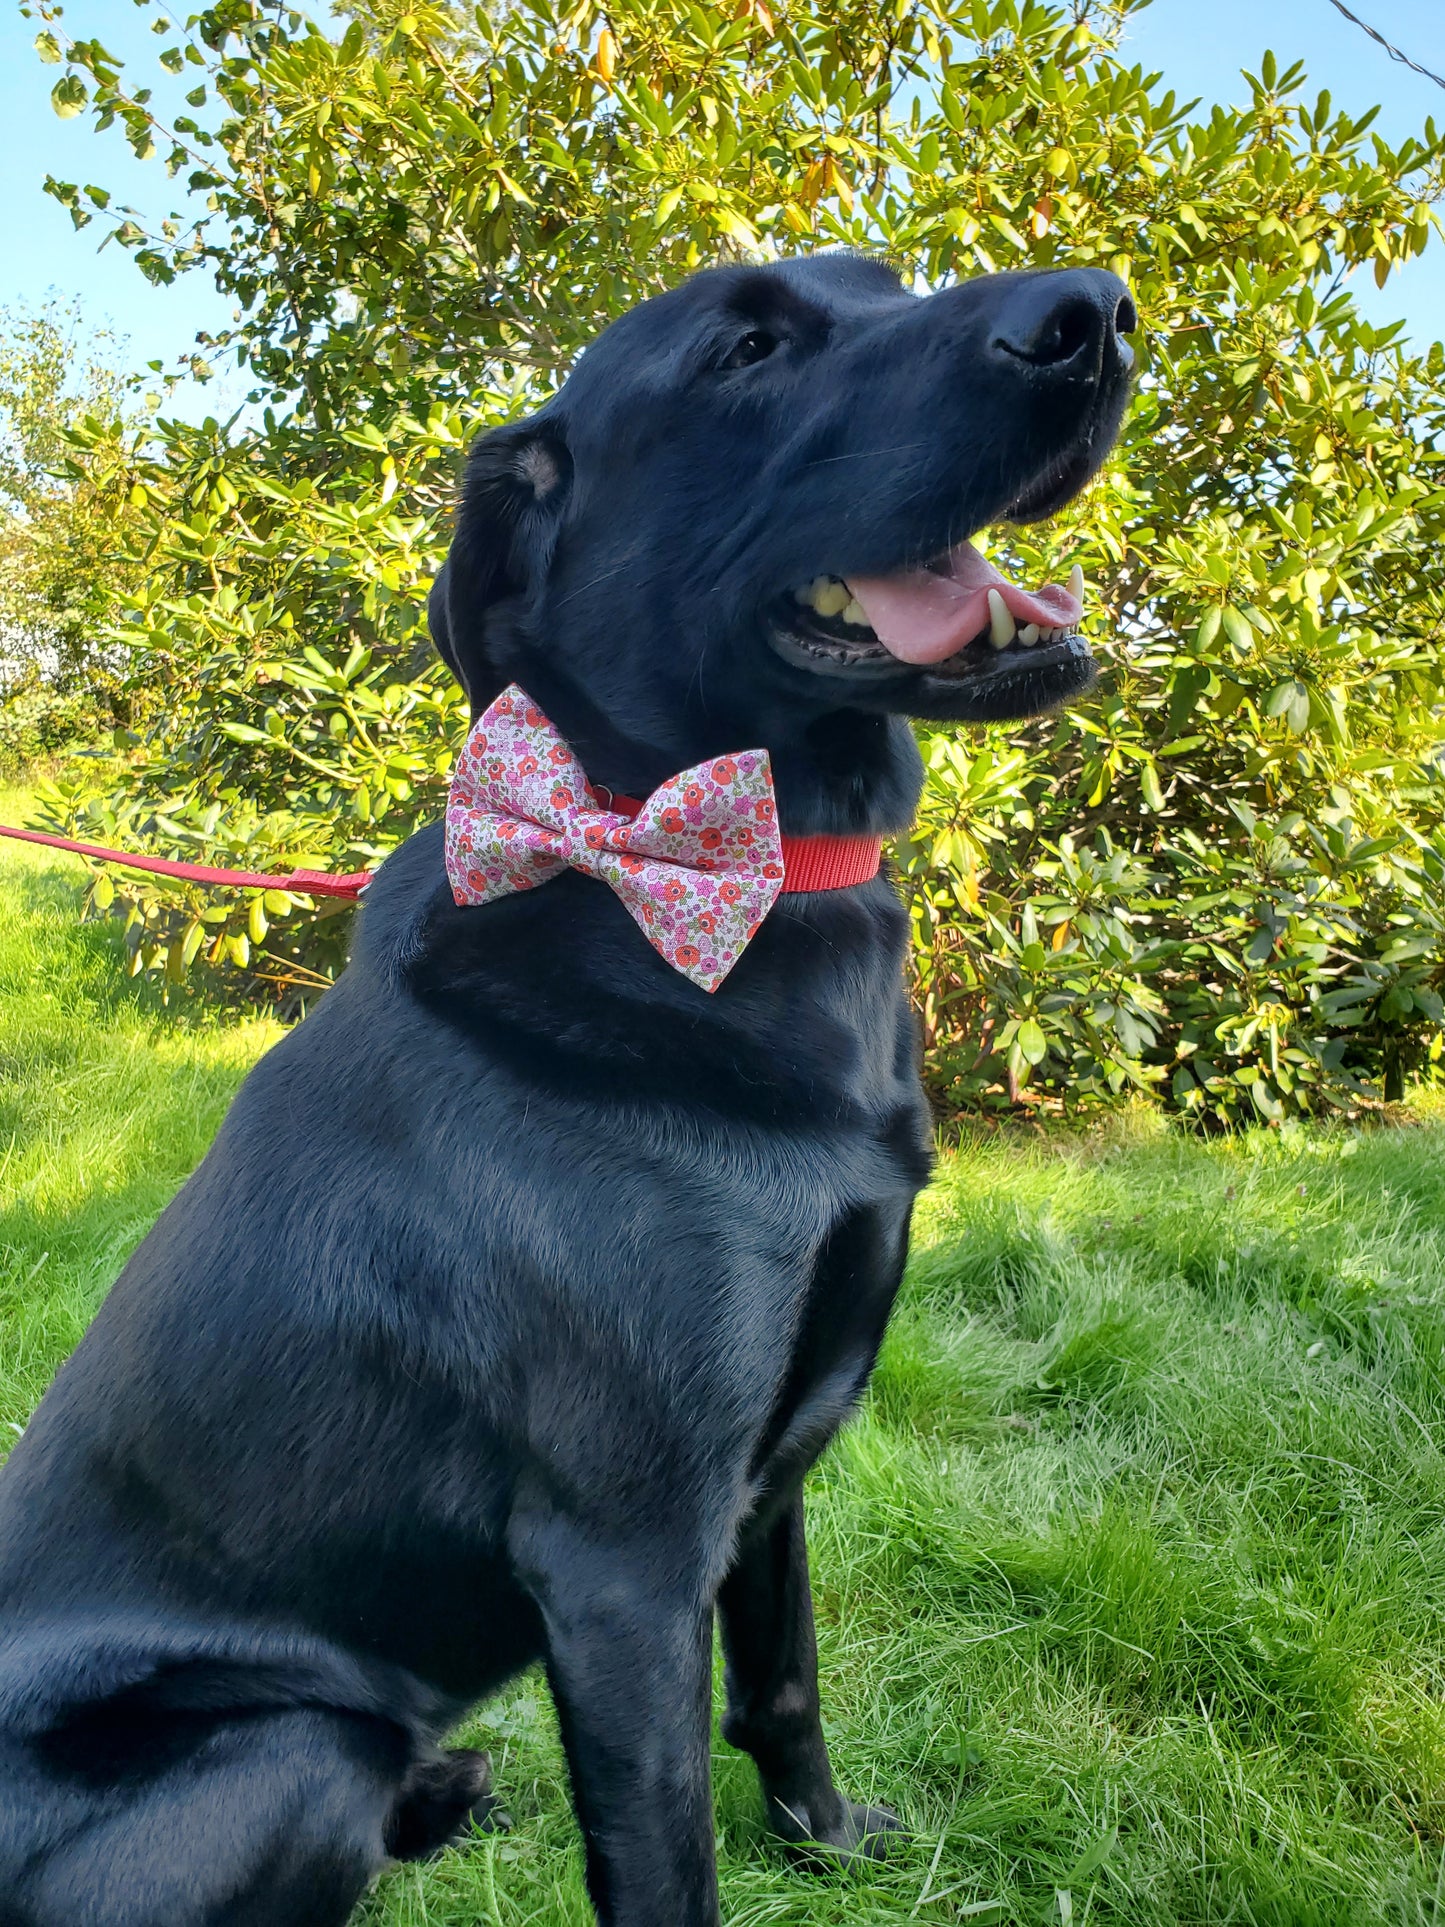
[{"xmin": 720, "ymin": 329, "xmax": 780, "ymax": 371}]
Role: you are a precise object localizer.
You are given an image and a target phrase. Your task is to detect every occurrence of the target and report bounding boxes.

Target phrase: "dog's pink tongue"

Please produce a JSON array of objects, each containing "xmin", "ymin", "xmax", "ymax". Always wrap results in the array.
[{"xmin": 845, "ymin": 540, "xmax": 1082, "ymax": 665}]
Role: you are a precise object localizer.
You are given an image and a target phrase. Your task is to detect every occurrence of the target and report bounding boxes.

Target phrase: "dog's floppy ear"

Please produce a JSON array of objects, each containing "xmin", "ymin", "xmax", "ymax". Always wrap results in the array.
[{"xmin": 430, "ymin": 416, "xmax": 572, "ymax": 710}]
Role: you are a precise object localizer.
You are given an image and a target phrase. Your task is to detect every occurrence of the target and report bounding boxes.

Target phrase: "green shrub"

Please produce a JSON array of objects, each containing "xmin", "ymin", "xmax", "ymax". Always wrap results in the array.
[
  {"xmin": 0, "ymin": 667, "xmax": 94, "ymax": 778},
  {"xmin": 0, "ymin": 301, "xmax": 146, "ymax": 738},
  {"xmin": 23, "ymin": 0, "xmax": 1445, "ymax": 1113}
]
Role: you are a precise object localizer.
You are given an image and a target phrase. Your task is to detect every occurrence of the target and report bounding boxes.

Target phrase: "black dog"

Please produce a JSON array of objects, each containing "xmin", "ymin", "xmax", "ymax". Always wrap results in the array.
[{"xmin": 0, "ymin": 253, "xmax": 1133, "ymax": 1926}]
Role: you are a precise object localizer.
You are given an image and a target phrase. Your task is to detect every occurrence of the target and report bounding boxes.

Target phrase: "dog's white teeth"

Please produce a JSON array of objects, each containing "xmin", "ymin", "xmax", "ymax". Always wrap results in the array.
[
  {"xmin": 1019, "ymin": 623, "xmax": 1040, "ymax": 647},
  {"xmin": 1068, "ymin": 562, "xmax": 1085, "ymax": 608},
  {"xmin": 812, "ymin": 578, "xmax": 850, "ymax": 618},
  {"xmin": 795, "ymin": 575, "xmax": 875, "ymax": 627},
  {"xmin": 987, "ymin": 589, "xmax": 1016, "ymax": 649}
]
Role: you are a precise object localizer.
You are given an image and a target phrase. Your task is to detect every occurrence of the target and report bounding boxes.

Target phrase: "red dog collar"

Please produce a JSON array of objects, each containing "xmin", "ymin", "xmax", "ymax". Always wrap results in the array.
[{"xmin": 604, "ymin": 792, "xmax": 882, "ymax": 892}]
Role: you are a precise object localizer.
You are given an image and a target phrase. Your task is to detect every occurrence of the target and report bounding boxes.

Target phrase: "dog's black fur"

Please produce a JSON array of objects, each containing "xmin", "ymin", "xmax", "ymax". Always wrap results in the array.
[{"xmin": 0, "ymin": 255, "xmax": 1132, "ymax": 1926}]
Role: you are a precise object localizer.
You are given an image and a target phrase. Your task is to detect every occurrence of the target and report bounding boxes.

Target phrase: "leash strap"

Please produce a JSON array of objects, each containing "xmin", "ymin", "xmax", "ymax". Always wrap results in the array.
[
  {"xmin": 0, "ymin": 823, "xmax": 371, "ymax": 899},
  {"xmin": 0, "ymin": 819, "xmax": 880, "ymax": 899}
]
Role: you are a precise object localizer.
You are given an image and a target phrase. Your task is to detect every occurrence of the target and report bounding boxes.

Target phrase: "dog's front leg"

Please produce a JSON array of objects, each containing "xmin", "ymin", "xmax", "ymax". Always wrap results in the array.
[
  {"xmin": 511, "ymin": 1507, "xmax": 719, "ymax": 1926},
  {"xmin": 720, "ymin": 1493, "xmax": 901, "ymax": 1862}
]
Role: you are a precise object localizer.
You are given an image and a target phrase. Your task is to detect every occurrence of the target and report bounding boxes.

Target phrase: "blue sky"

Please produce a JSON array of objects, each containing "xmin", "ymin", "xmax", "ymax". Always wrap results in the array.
[{"xmin": 0, "ymin": 0, "xmax": 1439, "ymax": 419}]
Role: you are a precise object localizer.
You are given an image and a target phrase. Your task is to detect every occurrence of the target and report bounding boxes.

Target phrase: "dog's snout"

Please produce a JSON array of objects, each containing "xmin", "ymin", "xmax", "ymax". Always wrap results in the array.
[{"xmin": 991, "ymin": 269, "xmax": 1135, "ymax": 382}]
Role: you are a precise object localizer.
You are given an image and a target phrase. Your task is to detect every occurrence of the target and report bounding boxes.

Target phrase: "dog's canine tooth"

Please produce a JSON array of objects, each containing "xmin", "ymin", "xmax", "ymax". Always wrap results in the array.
[
  {"xmin": 1068, "ymin": 562, "xmax": 1084, "ymax": 608},
  {"xmin": 841, "ymin": 597, "xmax": 869, "ymax": 627},
  {"xmin": 1019, "ymin": 623, "xmax": 1040, "ymax": 646},
  {"xmin": 987, "ymin": 589, "xmax": 1016, "ymax": 649}
]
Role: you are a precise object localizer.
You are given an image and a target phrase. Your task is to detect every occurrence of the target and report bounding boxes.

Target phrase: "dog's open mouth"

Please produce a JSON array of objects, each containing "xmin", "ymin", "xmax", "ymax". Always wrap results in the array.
[{"xmin": 771, "ymin": 538, "xmax": 1087, "ymax": 682}]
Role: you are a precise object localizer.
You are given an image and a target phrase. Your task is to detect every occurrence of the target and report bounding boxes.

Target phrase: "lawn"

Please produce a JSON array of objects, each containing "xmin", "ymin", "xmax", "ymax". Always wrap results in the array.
[{"xmin": 6, "ymin": 820, "xmax": 1445, "ymax": 1925}]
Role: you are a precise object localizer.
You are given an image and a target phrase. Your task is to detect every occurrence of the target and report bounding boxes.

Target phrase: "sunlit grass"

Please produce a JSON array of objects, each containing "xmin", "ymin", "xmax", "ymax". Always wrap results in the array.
[
  {"xmin": 0, "ymin": 796, "xmax": 282, "ymax": 1429},
  {"xmin": 6, "ymin": 815, "xmax": 1445, "ymax": 1922}
]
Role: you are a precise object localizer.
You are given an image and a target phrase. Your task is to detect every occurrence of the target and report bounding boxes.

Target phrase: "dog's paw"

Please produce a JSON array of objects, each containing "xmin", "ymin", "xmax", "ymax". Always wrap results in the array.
[
  {"xmin": 767, "ymin": 1792, "xmax": 905, "ymax": 1866},
  {"xmin": 385, "ymin": 1748, "xmax": 511, "ymax": 1861}
]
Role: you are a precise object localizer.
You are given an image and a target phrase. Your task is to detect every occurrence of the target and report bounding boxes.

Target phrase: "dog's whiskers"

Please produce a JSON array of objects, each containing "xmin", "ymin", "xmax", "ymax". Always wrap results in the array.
[
  {"xmin": 553, "ymin": 558, "xmax": 643, "ymax": 608},
  {"xmin": 801, "ymin": 442, "xmax": 929, "ymax": 469}
]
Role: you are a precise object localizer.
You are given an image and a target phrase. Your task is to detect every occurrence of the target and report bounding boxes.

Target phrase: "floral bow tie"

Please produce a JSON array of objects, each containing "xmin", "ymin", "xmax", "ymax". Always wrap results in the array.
[{"xmin": 445, "ymin": 685, "xmax": 784, "ymax": 990}]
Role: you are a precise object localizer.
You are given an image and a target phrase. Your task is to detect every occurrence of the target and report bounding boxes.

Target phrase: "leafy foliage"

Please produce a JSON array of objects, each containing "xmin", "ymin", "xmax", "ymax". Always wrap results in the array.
[
  {"xmin": 0, "ymin": 302, "xmax": 145, "ymax": 762},
  {"xmin": 19, "ymin": 0, "xmax": 1445, "ymax": 1118}
]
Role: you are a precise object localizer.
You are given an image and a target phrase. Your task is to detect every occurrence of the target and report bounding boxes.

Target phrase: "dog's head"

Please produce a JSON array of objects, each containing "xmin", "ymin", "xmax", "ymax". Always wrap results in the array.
[{"xmin": 431, "ymin": 254, "xmax": 1134, "ymax": 818}]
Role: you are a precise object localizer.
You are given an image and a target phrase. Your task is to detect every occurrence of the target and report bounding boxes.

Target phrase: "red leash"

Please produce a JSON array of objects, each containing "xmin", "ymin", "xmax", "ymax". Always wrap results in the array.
[
  {"xmin": 0, "ymin": 823, "xmax": 371, "ymax": 899},
  {"xmin": 0, "ymin": 815, "xmax": 879, "ymax": 899}
]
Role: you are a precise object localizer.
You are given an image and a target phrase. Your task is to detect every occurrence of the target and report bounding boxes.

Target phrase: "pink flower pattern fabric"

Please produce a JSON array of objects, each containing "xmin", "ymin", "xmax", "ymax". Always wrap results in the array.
[{"xmin": 445, "ymin": 685, "xmax": 784, "ymax": 991}]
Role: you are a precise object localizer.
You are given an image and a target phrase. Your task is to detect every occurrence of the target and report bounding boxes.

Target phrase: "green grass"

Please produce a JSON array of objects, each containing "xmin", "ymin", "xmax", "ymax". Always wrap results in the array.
[
  {"xmin": 0, "ymin": 791, "xmax": 282, "ymax": 1430},
  {"xmin": 7, "ymin": 811, "xmax": 1445, "ymax": 1924}
]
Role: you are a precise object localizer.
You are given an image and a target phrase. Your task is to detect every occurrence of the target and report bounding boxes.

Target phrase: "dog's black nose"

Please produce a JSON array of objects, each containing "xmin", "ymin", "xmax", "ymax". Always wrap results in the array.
[{"xmin": 991, "ymin": 270, "xmax": 1135, "ymax": 382}]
